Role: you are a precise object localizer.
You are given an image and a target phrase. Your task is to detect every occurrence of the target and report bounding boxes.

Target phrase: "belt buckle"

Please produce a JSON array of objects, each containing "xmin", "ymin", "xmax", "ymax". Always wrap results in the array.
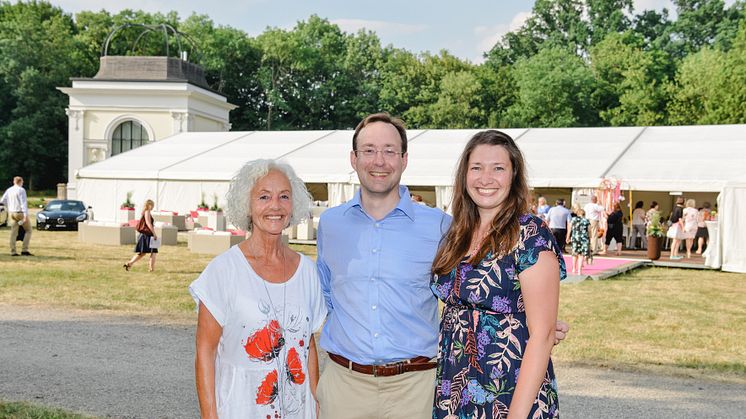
[{"xmin": 372, "ymin": 365, "xmax": 379, "ymax": 377}]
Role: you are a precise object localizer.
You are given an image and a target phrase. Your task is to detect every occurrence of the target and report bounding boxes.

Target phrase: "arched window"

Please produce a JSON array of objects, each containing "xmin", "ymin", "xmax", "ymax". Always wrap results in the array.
[{"xmin": 111, "ymin": 120, "xmax": 149, "ymax": 156}]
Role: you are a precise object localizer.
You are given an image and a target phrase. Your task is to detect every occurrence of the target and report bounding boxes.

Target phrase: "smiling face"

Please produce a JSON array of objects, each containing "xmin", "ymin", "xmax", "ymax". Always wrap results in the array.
[
  {"xmin": 466, "ymin": 144, "xmax": 513, "ymax": 221},
  {"xmin": 249, "ymin": 169, "xmax": 292, "ymax": 235},
  {"xmin": 351, "ymin": 121, "xmax": 408, "ymax": 201}
]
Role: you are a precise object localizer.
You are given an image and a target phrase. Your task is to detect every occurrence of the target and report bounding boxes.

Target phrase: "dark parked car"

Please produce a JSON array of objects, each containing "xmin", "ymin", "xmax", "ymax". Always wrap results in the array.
[{"xmin": 36, "ymin": 200, "xmax": 89, "ymax": 231}]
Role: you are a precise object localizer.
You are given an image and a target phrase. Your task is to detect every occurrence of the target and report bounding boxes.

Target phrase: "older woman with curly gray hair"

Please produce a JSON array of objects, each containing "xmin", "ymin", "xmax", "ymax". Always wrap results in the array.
[{"xmin": 190, "ymin": 159, "xmax": 327, "ymax": 419}]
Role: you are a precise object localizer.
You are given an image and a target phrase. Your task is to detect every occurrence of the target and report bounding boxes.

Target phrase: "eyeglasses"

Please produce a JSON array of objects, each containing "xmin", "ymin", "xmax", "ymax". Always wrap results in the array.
[{"xmin": 354, "ymin": 148, "xmax": 404, "ymax": 159}]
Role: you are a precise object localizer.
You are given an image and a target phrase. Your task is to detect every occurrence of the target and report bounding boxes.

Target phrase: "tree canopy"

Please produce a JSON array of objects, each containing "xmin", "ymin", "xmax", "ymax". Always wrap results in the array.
[{"xmin": 1, "ymin": 0, "xmax": 745, "ymax": 189}]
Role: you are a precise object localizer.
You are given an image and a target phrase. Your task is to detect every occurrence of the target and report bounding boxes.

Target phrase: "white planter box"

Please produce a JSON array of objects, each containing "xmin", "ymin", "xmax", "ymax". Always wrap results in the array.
[
  {"xmin": 118, "ymin": 208, "xmax": 135, "ymax": 223},
  {"xmin": 207, "ymin": 211, "xmax": 226, "ymax": 231}
]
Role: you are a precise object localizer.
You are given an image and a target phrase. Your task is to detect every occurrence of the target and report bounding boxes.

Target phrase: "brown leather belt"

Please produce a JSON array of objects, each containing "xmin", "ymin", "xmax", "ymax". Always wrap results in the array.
[{"xmin": 328, "ymin": 352, "xmax": 436, "ymax": 377}]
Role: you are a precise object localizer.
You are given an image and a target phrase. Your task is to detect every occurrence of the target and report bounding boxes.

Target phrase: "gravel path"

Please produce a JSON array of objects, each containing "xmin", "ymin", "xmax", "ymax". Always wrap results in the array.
[{"xmin": 2, "ymin": 305, "xmax": 744, "ymax": 418}]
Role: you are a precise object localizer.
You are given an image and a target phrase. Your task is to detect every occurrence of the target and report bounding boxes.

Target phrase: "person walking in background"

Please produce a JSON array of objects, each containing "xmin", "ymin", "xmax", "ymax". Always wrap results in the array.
[
  {"xmin": 123, "ymin": 199, "xmax": 158, "ymax": 272},
  {"xmin": 667, "ymin": 197, "xmax": 686, "ymax": 260},
  {"xmin": 645, "ymin": 201, "xmax": 660, "ymax": 227},
  {"xmin": 601, "ymin": 203, "xmax": 624, "ymax": 256},
  {"xmin": 630, "ymin": 201, "xmax": 646, "ymax": 250},
  {"xmin": 536, "ymin": 196, "xmax": 550, "ymax": 220},
  {"xmin": 431, "ymin": 130, "xmax": 564, "ymax": 418},
  {"xmin": 695, "ymin": 202, "xmax": 712, "ymax": 254},
  {"xmin": 583, "ymin": 195, "xmax": 605, "ymax": 254},
  {"xmin": 1, "ymin": 176, "xmax": 32, "ymax": 256},
  {"xmin": 569, "ymin": 208, "xmax": 591, "ymax": 275},
  {"xmin": 682, "ymin": 199, "xmax": 699, "ymax": 259},
  {"xmin": 546, "ymin": 198, "xmax": 571, "ymax": 253}
]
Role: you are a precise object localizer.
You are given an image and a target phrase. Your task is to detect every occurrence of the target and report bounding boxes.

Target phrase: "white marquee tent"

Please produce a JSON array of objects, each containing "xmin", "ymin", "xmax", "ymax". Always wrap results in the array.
[{"xmin": 75, "ymin": 124, "xmax": 746, "ymax": 271}]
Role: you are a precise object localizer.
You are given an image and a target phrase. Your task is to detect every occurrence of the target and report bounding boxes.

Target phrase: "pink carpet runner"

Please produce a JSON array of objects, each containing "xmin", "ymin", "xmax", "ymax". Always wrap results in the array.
[{"xmin": 562, "ymin": 254, "xmax": 638, "ymax": 276}]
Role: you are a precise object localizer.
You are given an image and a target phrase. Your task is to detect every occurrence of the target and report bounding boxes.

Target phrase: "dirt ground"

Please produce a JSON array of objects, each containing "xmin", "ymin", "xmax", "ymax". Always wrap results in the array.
[{"xmin": 1, "ymin": 304, "xmax": 744, "ymax": 418}]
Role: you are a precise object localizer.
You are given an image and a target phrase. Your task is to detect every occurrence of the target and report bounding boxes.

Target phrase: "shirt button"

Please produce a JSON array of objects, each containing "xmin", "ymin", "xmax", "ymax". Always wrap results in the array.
[
  {"xmin": 374, "ymin": 333, "xmax": 379, "ymax": 338},
  {"xmin": 371, "ymin": 305, "xmax": 377, "ymax": 310},
  {"xmin": 375, "ymin": 222, "xmax": 380, "ymax": 228},
  {"xmin": 372, "ymin": 248, "xmax": 378, "ymax": 253},
  {"xmin": 370, "ymin": 277, "xmax": 376, "ymax": 282}
]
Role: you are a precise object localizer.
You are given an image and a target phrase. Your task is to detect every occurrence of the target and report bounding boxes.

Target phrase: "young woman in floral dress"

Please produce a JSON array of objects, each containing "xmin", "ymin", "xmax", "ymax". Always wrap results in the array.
[
  {"xmin": 431, "ymin": 131, "xmax": 565, "ymax": 419},
  {"xmin": 569, "ymin": 208, "xmax": 591, "ymax": 275}
]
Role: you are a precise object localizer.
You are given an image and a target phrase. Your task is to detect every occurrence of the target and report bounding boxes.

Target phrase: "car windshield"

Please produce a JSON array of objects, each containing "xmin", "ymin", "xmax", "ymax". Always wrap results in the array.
[{"xmin": 45, "ymin": 201, "xmax": 85, "ymax": 212}]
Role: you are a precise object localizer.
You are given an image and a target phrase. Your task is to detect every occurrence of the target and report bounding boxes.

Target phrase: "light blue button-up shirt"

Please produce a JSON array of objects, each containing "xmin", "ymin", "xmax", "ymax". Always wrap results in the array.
[{"xmin": 317, "ymin": 186, "xmax": 451, "ymax": 365}]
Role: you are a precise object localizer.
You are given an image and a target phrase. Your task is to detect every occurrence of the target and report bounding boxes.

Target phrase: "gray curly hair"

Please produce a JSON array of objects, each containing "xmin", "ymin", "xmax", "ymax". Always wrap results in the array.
[{"xmin": 225, "ymin": 159, "xmax": 312, "ymax": 232}]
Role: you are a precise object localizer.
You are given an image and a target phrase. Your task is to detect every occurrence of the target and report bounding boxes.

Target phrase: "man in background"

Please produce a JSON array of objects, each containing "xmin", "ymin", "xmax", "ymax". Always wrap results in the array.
[
  {"xmin": 584, "ymin": 195, "xmax": 605, "ymax": 254},
  {"xmin": 546, "ymin": 198, "xmax": 571, "ymax": 253},
  {"xmin": 1, "ymin": 176, "xmax": 33, "ymax": 256}
]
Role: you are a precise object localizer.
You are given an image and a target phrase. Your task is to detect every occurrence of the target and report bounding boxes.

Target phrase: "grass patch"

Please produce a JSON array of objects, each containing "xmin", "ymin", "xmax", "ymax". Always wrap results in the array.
[
  {"xmin": 0, "ymin": 401, "xmax": 94, "ymax": 419},
  {"xmin": 555, "ymin": 266, "xmax": 746, "ymax": 382},
  {"xmin": 1, "ymin": 226, "xmax": 745, "ymax": 381},
  {"xmin": 0, "ymin": 228, "xmax": 315, "ymax": 322}
]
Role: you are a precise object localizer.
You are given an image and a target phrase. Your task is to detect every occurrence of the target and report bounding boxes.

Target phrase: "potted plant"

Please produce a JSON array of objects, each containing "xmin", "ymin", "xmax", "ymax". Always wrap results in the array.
[
  {"xmin": 197, "ymin": 193, "xmax": 209, "ymax": 211},
  {"xmin": 119, "ymin": 192, "xmax": 136, "ymax": 222},
  {"xmin": 646, "ymin": 210, "xmax": 665, "ymax": 260},
  {"xmin": 207, "ymin": 193, "xmax": 226, "ymax": 231}
]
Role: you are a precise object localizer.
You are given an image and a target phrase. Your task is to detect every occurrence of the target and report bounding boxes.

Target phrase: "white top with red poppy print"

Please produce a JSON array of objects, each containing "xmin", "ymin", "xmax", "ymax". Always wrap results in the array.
[{"xmin": 190, "ymin": 246, "xmax": 327, "ymax": 419}]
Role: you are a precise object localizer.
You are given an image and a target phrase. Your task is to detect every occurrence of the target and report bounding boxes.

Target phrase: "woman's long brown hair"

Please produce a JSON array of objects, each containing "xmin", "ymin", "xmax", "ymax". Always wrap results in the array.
[{"xmin": 432, "ymin": 130, "xmax": 529, "ymax": 275}]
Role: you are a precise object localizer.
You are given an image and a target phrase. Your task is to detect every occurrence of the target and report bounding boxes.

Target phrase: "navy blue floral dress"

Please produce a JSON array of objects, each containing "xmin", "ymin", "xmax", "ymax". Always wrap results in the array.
[{"xmin": 431, "ymin": 214, "xmax": 566, "ymax": 419}]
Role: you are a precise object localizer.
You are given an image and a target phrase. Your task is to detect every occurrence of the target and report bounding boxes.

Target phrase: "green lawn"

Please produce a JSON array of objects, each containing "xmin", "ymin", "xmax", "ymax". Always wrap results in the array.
[
  {"xmin": 554, "ymin": 266, "xmax": 746, "ymax": 382},
  {"xmin": 1, "ymin": 228, "xmax": 745, "ymax": 382},
  {"xmin": 0, "ymin": 401, "xmax": 93, "ymax": 419}
]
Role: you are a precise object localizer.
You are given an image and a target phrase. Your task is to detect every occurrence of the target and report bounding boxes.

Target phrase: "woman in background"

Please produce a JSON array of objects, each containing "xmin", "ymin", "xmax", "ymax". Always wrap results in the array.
[
  {"xmin": 630, "ymin": 201, "xmax": 646, "ymax": 250},
  {"xmin": 569, "ymin": 208, "xmax": 591, "ymax": 275},
  {"xmin": 601, "ymin": 203, "xmax": 624, "ymax": 256},
  {"xmin": 682, "ymin": 199, "xmax": 699, "ymax": 259},
  {"xmin": 124, "ymin": 199, "xmax": 158, "ymax": 272},
  {"xmin": 668, "ymin": 197, "xmax": 686, "ymax": 260},
  {"xmin": 695, "ymin": 202, "xmax": 712, "ymax": 254}
]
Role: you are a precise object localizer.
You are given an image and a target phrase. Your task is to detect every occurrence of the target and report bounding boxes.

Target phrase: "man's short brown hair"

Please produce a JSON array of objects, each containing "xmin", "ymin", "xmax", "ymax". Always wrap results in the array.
[
  {"xmin": 13, "ymin": 176, "xmax": 23, "ymax": 185},
  {"xmin": 352, "ymin": 112, "xmax": 408, "ymax": 153}
]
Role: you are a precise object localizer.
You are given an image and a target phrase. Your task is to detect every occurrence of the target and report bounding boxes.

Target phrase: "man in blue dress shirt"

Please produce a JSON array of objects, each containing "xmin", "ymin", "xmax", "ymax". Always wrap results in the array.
[{"xmin": 315, "ymin": 113, "xmax": 568, "ymax": 418}]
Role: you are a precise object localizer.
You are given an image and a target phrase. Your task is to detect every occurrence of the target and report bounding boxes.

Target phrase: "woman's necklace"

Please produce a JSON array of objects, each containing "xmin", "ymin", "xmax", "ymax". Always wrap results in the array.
[
  {"xmin": 251, "ymin": 242, "xmax": 288, "ymax": 415},
  {"xmin": 470, "ymin": 229, "xmax": 489, "ymax": 256}
]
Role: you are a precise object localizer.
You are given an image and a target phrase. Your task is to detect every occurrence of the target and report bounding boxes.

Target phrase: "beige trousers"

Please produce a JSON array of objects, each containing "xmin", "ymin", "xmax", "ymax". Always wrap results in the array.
[
  {"xmin": 317, "ymin": 359, "xmax": 435, "ymax": 419},
  {"xmin": 589, "ymin": 219, "xmax": 600, "ymax": 253},
  {"xmin": 9, "ymin": 212, "xmax": 31, "ymax": 254}
]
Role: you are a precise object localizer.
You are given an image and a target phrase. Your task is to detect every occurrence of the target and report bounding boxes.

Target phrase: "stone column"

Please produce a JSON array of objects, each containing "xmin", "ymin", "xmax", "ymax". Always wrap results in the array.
[
  {"xmin": 66, "ymin": 109, "xmax": 84, "ymax": 199},
  {"xmin": 171, "ymin": 111, "xmax": 187, "ymax": 134}
]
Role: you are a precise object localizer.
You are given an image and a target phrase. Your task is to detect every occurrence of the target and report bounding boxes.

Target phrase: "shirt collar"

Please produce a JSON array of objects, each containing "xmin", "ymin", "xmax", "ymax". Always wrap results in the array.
[{"xmin": 344, "ymin": 185, "xmax": 416, "ymax": 221}]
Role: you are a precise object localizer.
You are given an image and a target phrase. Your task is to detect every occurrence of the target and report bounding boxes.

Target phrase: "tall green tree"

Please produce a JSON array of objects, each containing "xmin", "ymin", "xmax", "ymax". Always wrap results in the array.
[
  {"xmin": 180, "ymin": 14, "xmax": 263, "ymax": 130},
  {"xmin": 667, "ymin": 0, "xmax": 740, "ymax": 57},
  {"xmin": 668, "ymin": 20, "xmax": 746, "ymax": 124},
  {"xmin": 428, "ymin": 70, "xmax": 484, "ymax": 128},
  {"xmin": 587, "ymin": 0, "xmax": 634, "ymax": 45},
  {"xmin": 504, "ymin": 46, "xmax": 598, "ymax": 127},
  {"xmin": 486, "ymin": 0, "xmax": 590, "ymax": 65},
  {"xmin": 255, "ymin": 15, "xmax": 365, "ymax": 130},
  {"xmin": 0, "ymin": 0, "xmax": 82, "ymax": 189},
  {"xmin": 378, "ymin": 47, "xmax": 426, "ymax": 118},
  {"xmin": 401, "ymin": 50, "xmax": 472, "ymax": 127},
  {"xmin": 591, "ymin": 32, "xmax": 669, "ymax": 126}
]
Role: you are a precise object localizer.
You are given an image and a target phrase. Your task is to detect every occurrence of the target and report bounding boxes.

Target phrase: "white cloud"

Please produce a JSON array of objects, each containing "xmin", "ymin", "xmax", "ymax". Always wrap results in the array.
[
  {"xmin": 331, "ymin": 18, "xmax": 427, "ymax": 36},
  {"xmin": 472, "ymin": 11, "xmax": 531, "ymax": 63},
  {"xmin": 632, "ymin": 0, "xmax": 674, "ymax": 13},
  {"xmin": 632, "ymin": 0, "xmax": 736, "ymax": 17}
]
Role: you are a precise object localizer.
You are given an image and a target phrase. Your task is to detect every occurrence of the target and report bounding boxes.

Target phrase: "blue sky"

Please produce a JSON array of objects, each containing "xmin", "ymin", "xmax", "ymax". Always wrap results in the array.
[{"xmin": 50, "ymin": 1, "xmax": 703, "ymax": 63}]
